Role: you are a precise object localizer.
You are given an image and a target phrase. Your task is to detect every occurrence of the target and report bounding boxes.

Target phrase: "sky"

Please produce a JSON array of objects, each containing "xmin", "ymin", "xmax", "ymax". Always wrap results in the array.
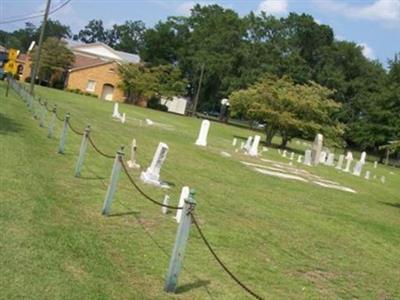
[{"xmin": 1, "ymin": 0, "xmax": 399, "ymax": 65}]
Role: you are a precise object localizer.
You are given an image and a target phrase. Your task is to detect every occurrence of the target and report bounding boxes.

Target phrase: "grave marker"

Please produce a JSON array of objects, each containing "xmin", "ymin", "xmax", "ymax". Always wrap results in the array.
[
  {"xmin": 336, "ymin": 155, "xmax": 344, "ymax": 170},
  {"xmin": 195, "ymin": 120, "xmax": 210, "ymax": 147},
  {"xmin": 311, "ymin": 134, "xmax": 323, "ymax": 166},
  {"xmin": 248, "ymin": 135, "xmax": 260, "ymax": 156},
  {"xmin": 140, "ymin": 142, "xmax": 169, "ymax": 187}
]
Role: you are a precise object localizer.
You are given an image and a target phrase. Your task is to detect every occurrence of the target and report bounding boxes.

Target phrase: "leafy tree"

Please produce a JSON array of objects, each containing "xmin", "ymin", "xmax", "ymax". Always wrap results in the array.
[
  {"xmin": 118, "ymin": 63, "xmax": 187, "ymax": 105},
  {"xmin": 36, "ymin": 19, "xmax": 72, "ymax": 41},
  {"xmin": 230, "ymin": 75, "xmax": 343, "ymax": 146},
  {"xmin": 76, "ymin": 19, "xmax": 108, "ymax": 44},
  {"xmin": 113, "ymin": 21, "xmax": 146, "ymax": 54},
  {"xmin": 30, "ymin": 37, "xmax": 74, "ymax": 87}
]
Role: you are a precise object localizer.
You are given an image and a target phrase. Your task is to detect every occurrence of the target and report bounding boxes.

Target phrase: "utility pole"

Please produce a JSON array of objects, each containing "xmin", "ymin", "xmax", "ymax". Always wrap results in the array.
[
  {"xmin": 29, "ymin": 0, "xmax": 51, "ymax": 95},
  {"xmin": 191, "ymin": 63, "xmax": 204, "ymax": 117}
]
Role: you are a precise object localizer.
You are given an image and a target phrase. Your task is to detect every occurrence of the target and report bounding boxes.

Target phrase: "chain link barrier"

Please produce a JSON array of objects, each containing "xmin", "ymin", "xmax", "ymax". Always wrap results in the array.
[
  {"xmin": 66, "ymin": 119, "xmax": 84, "ymax": 136},
  {"xmin": 191, "ymin": 214, "xmax": 264, "ymax": 300},
  {"xmin": 119, "ymin": 157, "xmax": 183, "ymax": 210},
  {"xmin": 87, "ymin": 136, "xmax": 115, "ymax": 159}
]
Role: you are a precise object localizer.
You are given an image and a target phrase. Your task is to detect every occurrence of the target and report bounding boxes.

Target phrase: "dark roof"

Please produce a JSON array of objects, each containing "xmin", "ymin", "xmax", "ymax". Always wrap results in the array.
[{"xmin": 72, "ymin": 53, "xmax": 106, "ymax": 69}]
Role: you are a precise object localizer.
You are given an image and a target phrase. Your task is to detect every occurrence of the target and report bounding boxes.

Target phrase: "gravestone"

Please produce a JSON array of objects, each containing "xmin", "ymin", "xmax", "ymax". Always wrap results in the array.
[
  {"xmin": 360, "ymin": 151, "xmax": 367, "ymax": 164},
  {"xmin": 289, "ymin": 152, "xmax": 295, "ymax": 160},
  {"xmin": 297, "ymin": 155, "xmax": 302, "ymax": 163},
  {"xmin": 311, "ymin": 134, "xmax": 323, "ymax": 166},
  {"xmin": 336, "ymin": 154, "xmax": 344, "ymax": 170},
  {"xmin": 195, "ymin": 120, "xmax": 210, "ymax": 147},
  {"xmin": 374, "ymin": 161, "xmax": 378, "ymax": 168},
  {"xmin": 120, "ymin": 113, "xmax": 126, "ymax": 124},
  {"xmin": 112, "ymin": 102, "xmax": 121, "ymax": 118},
  {"xmin": 381, "ymin": 176, "xmax": 386, "ymax": 183},
  {"xmin": 127, "ymin": 139, "xmax": 140, "ymax": 169},
  {"xmin": 145, "ymin": 118, "xmax": 154, "ymax": 126},
  {"xmin": 343, "ymin": 152, "xmax": 353, "ymax": 172},
  {"xmin": 175, "ymin": 186, "xmax": 190, "ymax": 223},
  {"xmin": 248, "ymin": 135, "xmax": 260, "ymax": 156},
  {"xmin": 303, "ymin": 150, "xmax": 312, "ymax": 166},
  {"xmin": 326, "ymin": 153, "xmax": 335, "ymax": 166},
  {"xmin": 240, "ymin": 142, "xmax": 245, "ymax": 149},
  {"xmin": 353, "ymin": 161, "xmax": 363, "ymax": 176},
  {"xmin": 282, "ymin": 150, "xmax": 287, "ymax": 157},
  {"xmin": 319, "ymin": 151, "xmax": 327, "ymax": 164},
  {"xmin": 140, "ymin": 142, "xmax": 169, "ymax": 187},
  {"xmin": 364, "ymin": 171, "xmax": 370, "ymax": 180},
  {"xmin": 244, "ymin": 136, "xmax": 253, "ymax": 152},
  {"xmin": 232, "ymin": 138, "xmax": 237, "ymax": 146}
]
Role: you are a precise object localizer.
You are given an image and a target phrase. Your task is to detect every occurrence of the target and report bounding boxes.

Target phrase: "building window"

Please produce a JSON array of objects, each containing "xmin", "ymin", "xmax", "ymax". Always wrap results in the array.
[{"xmin": 86, "ymin": 80, "xmax": 96, "ymax": 92}]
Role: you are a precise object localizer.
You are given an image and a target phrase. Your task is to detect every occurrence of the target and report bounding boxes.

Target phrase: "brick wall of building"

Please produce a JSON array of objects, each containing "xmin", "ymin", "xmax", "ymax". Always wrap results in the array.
[{"xmin": 66, "ymin": 61, "xmax": 125, "ymax": 102}]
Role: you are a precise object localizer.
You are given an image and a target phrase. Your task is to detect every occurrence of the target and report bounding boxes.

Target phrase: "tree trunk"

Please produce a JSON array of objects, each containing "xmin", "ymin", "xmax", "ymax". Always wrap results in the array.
[{"xmin": 265, "ymin": 126, "xmax": 276, "ymax": 146}]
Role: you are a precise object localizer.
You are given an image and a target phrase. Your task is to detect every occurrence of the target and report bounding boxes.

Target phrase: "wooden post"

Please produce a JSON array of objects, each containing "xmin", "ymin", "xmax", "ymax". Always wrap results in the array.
[
  {"xmin": 47, "ymin": 105, "xmax": 57, "ymax": 138},
  {"xmin": 102, "ymin": 147, "xmax": 124, "ymax": 216},
  {"xmin": 58, "ymin": 113, "xmax": 70, "ymax": 154},
  {"xmin": 74, "ymin": 125, "xmax": 91, "ymax": 177},
  {"xmin": 164, "ymin": 190, "xmax": 196, "ymax": 293}
]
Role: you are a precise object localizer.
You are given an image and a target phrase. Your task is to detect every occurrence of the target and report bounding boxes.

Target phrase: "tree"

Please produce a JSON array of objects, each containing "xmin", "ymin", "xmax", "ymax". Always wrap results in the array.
[
  {"xmin": 118, "ymin": 63, "xmax": 187, "ymax": 106},
  {"xmin": 76, "ymin": 19, "xmax": 108, "ymax": 44},
  {"xmin": 230, "ymin": 75, "xmax": 343, "ymax": 146},
  {"xmin": 36, "ymin": 19, "xmax": 71, "ymax": 41},
  {"xmin": 113, "ymin": 21, "xmax": 146, "ymax": 54},
  {"xmin": 30, "ymin": 37, "xmax": 74, "ymax": 87}
]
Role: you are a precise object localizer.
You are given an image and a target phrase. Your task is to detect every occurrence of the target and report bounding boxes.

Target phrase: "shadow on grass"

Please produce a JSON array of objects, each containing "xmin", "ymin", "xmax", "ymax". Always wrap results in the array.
[
  {"xmin": 0, "ymin": 113, "xmax": 24, "ymax": 135},
  {"xmin": 80, "ymin": 175, "xmax": 107, "ymax": 180},
  {"xmin": 176, "ymin": 279, "xmax": 211, "ymax": 294},
  {"xmin": 108, "ymin": 211, "xmax": 139, "ymax": 217},
  {"xmin": 379, "ymin": 201, "xmax": 400, "ymax": 209}
]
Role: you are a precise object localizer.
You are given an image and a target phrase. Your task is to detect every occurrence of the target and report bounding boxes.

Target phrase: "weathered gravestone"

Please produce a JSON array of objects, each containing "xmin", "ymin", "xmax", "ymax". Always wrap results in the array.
[
  {"xmin": 297, "ymin": 155, "xmax": 302, "ymax": 163},
  {"xmin": 303, "ymin": 150, "xmax": 312, "ymax": 166},
  {"xmin": 112, "ymin": 102, "xmax": 121, "ymax": 118},
  {"xmin": 282, "ymin": 150, "xmax": 287, "ymax": 157},
  {"xmin": 248, "ymin": 135, "xmax": 261, "ymax": 156},
  {"xmin": 311, "ymin": 134, "xmax": 323, "ymax": 166},
  {"xmin": 244, "ymin": 136, "xmax": 253, "ymax": 152},
  {"xmin": 365, "ymin": 171, "xmax": 370, "ymax": 180},
  {"xmin": 353, "ymin": 161, "xmax": 363, "ymax": 176},
  {"xmin": 127, "ymin": 139, "xmax": 140, "ymax": 169},
  {"xmin": 336, "ymin": 154, "xmax": 345, "ymax": 170},
  {"xmin": 232, "ymin": 138, "xmax": 237, "ymax": 146},
  {"xmin": 140, "ymin": 142, "xmax": 169, "ymax": 187},
  {"xmin": 374, "ymin": 161, "xmax": 378, "ymax": 168},
  {"xmin": 319, "ymin": 151, "xmax": 327, "ymax": 164},
  {"xmin": 289, "ymin": 152, "xmax": 295, "ymax": 160},
  {"xmin": 326, "ymin": 153, "xmax": 335, "ymax": 166},
  {"xmin": 195, "ymin": 120, "xmax": 210, "ymax": 147},
  {"xmin": 343, "ymin": 152, "xmax": 353, "ymax": 172}
]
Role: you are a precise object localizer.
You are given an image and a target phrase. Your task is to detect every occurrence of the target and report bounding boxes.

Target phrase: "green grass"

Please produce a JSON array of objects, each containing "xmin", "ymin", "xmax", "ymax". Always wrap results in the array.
[{"xmin": 1, "ymin": 82, "xmax": 399, "ymax": 300}]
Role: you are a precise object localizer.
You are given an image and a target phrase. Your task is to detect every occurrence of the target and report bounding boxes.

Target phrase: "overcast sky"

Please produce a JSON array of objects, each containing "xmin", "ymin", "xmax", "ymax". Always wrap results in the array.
[{"xmin": 1, "ymin": 0, "xmax": 399, "ymax": 64}]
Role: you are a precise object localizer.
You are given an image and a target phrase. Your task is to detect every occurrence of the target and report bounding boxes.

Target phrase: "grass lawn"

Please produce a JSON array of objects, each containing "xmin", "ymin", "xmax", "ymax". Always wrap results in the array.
[{"xmin": 1, "ymin": 82, "xmax": 399, "ymax": 300}]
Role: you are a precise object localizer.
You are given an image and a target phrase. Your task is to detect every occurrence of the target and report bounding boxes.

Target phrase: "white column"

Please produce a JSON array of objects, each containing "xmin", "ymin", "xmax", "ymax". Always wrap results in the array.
[{"xmin": 175, "ymin": 186, "xmax": 190, "ymax": 223}]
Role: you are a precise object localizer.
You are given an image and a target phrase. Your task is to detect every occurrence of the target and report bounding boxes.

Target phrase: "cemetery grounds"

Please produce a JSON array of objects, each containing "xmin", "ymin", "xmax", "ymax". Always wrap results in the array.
[{"xmin": 0, "ymin": 81, "xmax": 399, "ymax": 300}]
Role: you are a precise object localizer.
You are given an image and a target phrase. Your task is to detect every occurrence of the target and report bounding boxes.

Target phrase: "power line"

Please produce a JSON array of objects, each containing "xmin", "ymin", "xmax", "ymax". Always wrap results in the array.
[{"xmin": 0, "ymin": 0, "xmax": 72, "ymax": 25}]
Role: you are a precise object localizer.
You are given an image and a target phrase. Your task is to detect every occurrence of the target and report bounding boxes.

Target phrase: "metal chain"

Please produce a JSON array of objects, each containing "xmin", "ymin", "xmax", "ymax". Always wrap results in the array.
[
  {"xmin": 66, "ymin": 119, "xmax": 84, "ymax": 136},
  {"xmin": 191, "ymin": 214, "xmax": 264, "ymax": 300},
  {"xmin": 87, "ymin": 136, "xmax": 115, "ymax": 159},
  {"xmin": 119, "ymin": 157, "xmax": 183, "ymax": 210},
  {"xmin": 55, "ymin": 112, "xmax": 64, "ymax": 122}
]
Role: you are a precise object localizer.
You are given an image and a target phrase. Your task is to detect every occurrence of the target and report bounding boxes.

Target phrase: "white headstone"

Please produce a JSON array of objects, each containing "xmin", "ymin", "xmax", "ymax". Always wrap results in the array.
[
  {"xmin": 175, "ymin": 186, "xmax": 190, "ymax": 223},
  {"xmin": 352, "ymin": 161, "xmax": 363, "ymax": 176},
  {"xmin": 195, "ymin": 120, "xmax": 210, "ymax": 147},
  {"xmin": 244, "ymin": 136, "xmax": 253, "ymax": 152},
  {"xmin": 336, "ymin": 154, "xmax": 345, "ymax": 170},
  {"xmin": 112, "ymin": 102, "xmax": 120, "ymax": 118},
  {"xmin": 289, "ymin": 161, "xmax": 293, "ymax": 166},
  {"xmin": 304, "ymin": 150, "xmax": 312, "ymax": 166},
  {"xmin": 374, "ymin": 161, "xmax": 378, "ymax": 168},
  {"xmin": 326, "ymin": 153, "xmax": 335, "ymax": 166},
  {"xmin": 381, "ymin": 176, "xmax": 386, "ymax": 183},
  {"xmin": 297, "ymin": 155, "xmax": 302, "ymax": 163},
  {"xmin": 364, "ymin": 171, "xmax": 370, "ymax": 180},
  {"xmin": 248, "ymin": 135, "xmax": 261, "ymax": 156},
  {"xmin": 360, "ymin": 151, "xmax": 367, "ymax": 164},
  {"xmin": 311, "ymin": 134, "xmax": 323, "ymax": 166},
  {"xmin": 120, "ymin": 112, "xmax": 126, "ymax": 124},
  {"xmin": 319, "ymin": 151, "xmax": 327, "ymax": 163},
  {"xmin": 289, "ymin": 152, "xmax": 295, "ymax": 160},
  {"xmin": 145, "ymin": 118, "xmax": 154, "ymax": 126},
  {"xmin": 140, "ymin": 142, "xmax": 169, "ymax": 187},
  {"xmin": 232, "ymin": 138, "xmax": 237, "ymax": 146},
  {"xmin": 282, "ymin": 150, "xmax": 287, "ymax": 157},
  {"xmin": 127, "ymin": 139, "xmax": 140, "ymax": 169},
  {"xmin": 240, "ymin": 141, "xmax": 245, "ymax": 149},
  {"xmin": 162, "ymin": 195, "xmax": 169, "ymax": 214},
  {"xmin": 343, "ymin": 152, "xmax": 353, "ymax": 172}
]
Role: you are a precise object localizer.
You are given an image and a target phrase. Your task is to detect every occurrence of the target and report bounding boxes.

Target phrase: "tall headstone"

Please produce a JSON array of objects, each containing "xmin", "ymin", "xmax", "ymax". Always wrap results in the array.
[
  {"xmin": 248, "ymin": 135, "xmax": 261, "ymax": 156},
  {"xmin": 195, "ymin": 120, "xmax": 210, "ymax": 147},
  {"xmin": 360, "ymin": 151, "xmax": 367, "ymax": 164},
  {"xmin": 127, "ymin": 139, "xmax": 140, "ymax": 169},
  {"xmin": 244, "ymin": 136, "xmax": 253, "ymax": 152},
  {"xmin": 311, "ymin": 134, "xmax": 323, "ymax": 166},
  {"xmin": 343, "ymin": 152, "xmax": 353, "ymax": 172},
  {"xmin": 120, "ymin": 112, "xmax": 126, "ymax": 124},
  {"xmin": 297, "ymin": 155, "xmax": 302, "ymax": 163},
  {"xmin": 112, "ymin": 102, "xmax": 120, "ymax": 118},
  {"xmin": 326, "ymin": 153, "xmax": 335, "ymax": 166},
  {"xmin": 175, "ymin": 186, "xmax": 190, "ymax": 223},
  {"xmin": 303, "ymin": 150, "xmax": 312, "ymax": 166},
  {"xmin": 289, "ymin": 152, "xmax": 295, "ymax": 160},
  {"xmin": 374, "ymin": 161, "xmax": 378, "ymax": 168},
  {"xmin": 140, "ymin": 142, "xmax": 169, "ymax": 187},
  {"xmin": 352, "ymin": 161, "xmax": 363, "ymax": 176},
  {"xmin": 232, "ymin": 138, "xmax": 237, "ymax": 147},
  {"xmin": 336, "ymin": 154, "xmax": 344, "ymax": 170},
  {"xmin": 364, "ymin": 171, "xmax": 370, "ymax": 180},
  {"xmin": 282, "ymin": 150, "xmax": 287, "ymax": 157}
]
